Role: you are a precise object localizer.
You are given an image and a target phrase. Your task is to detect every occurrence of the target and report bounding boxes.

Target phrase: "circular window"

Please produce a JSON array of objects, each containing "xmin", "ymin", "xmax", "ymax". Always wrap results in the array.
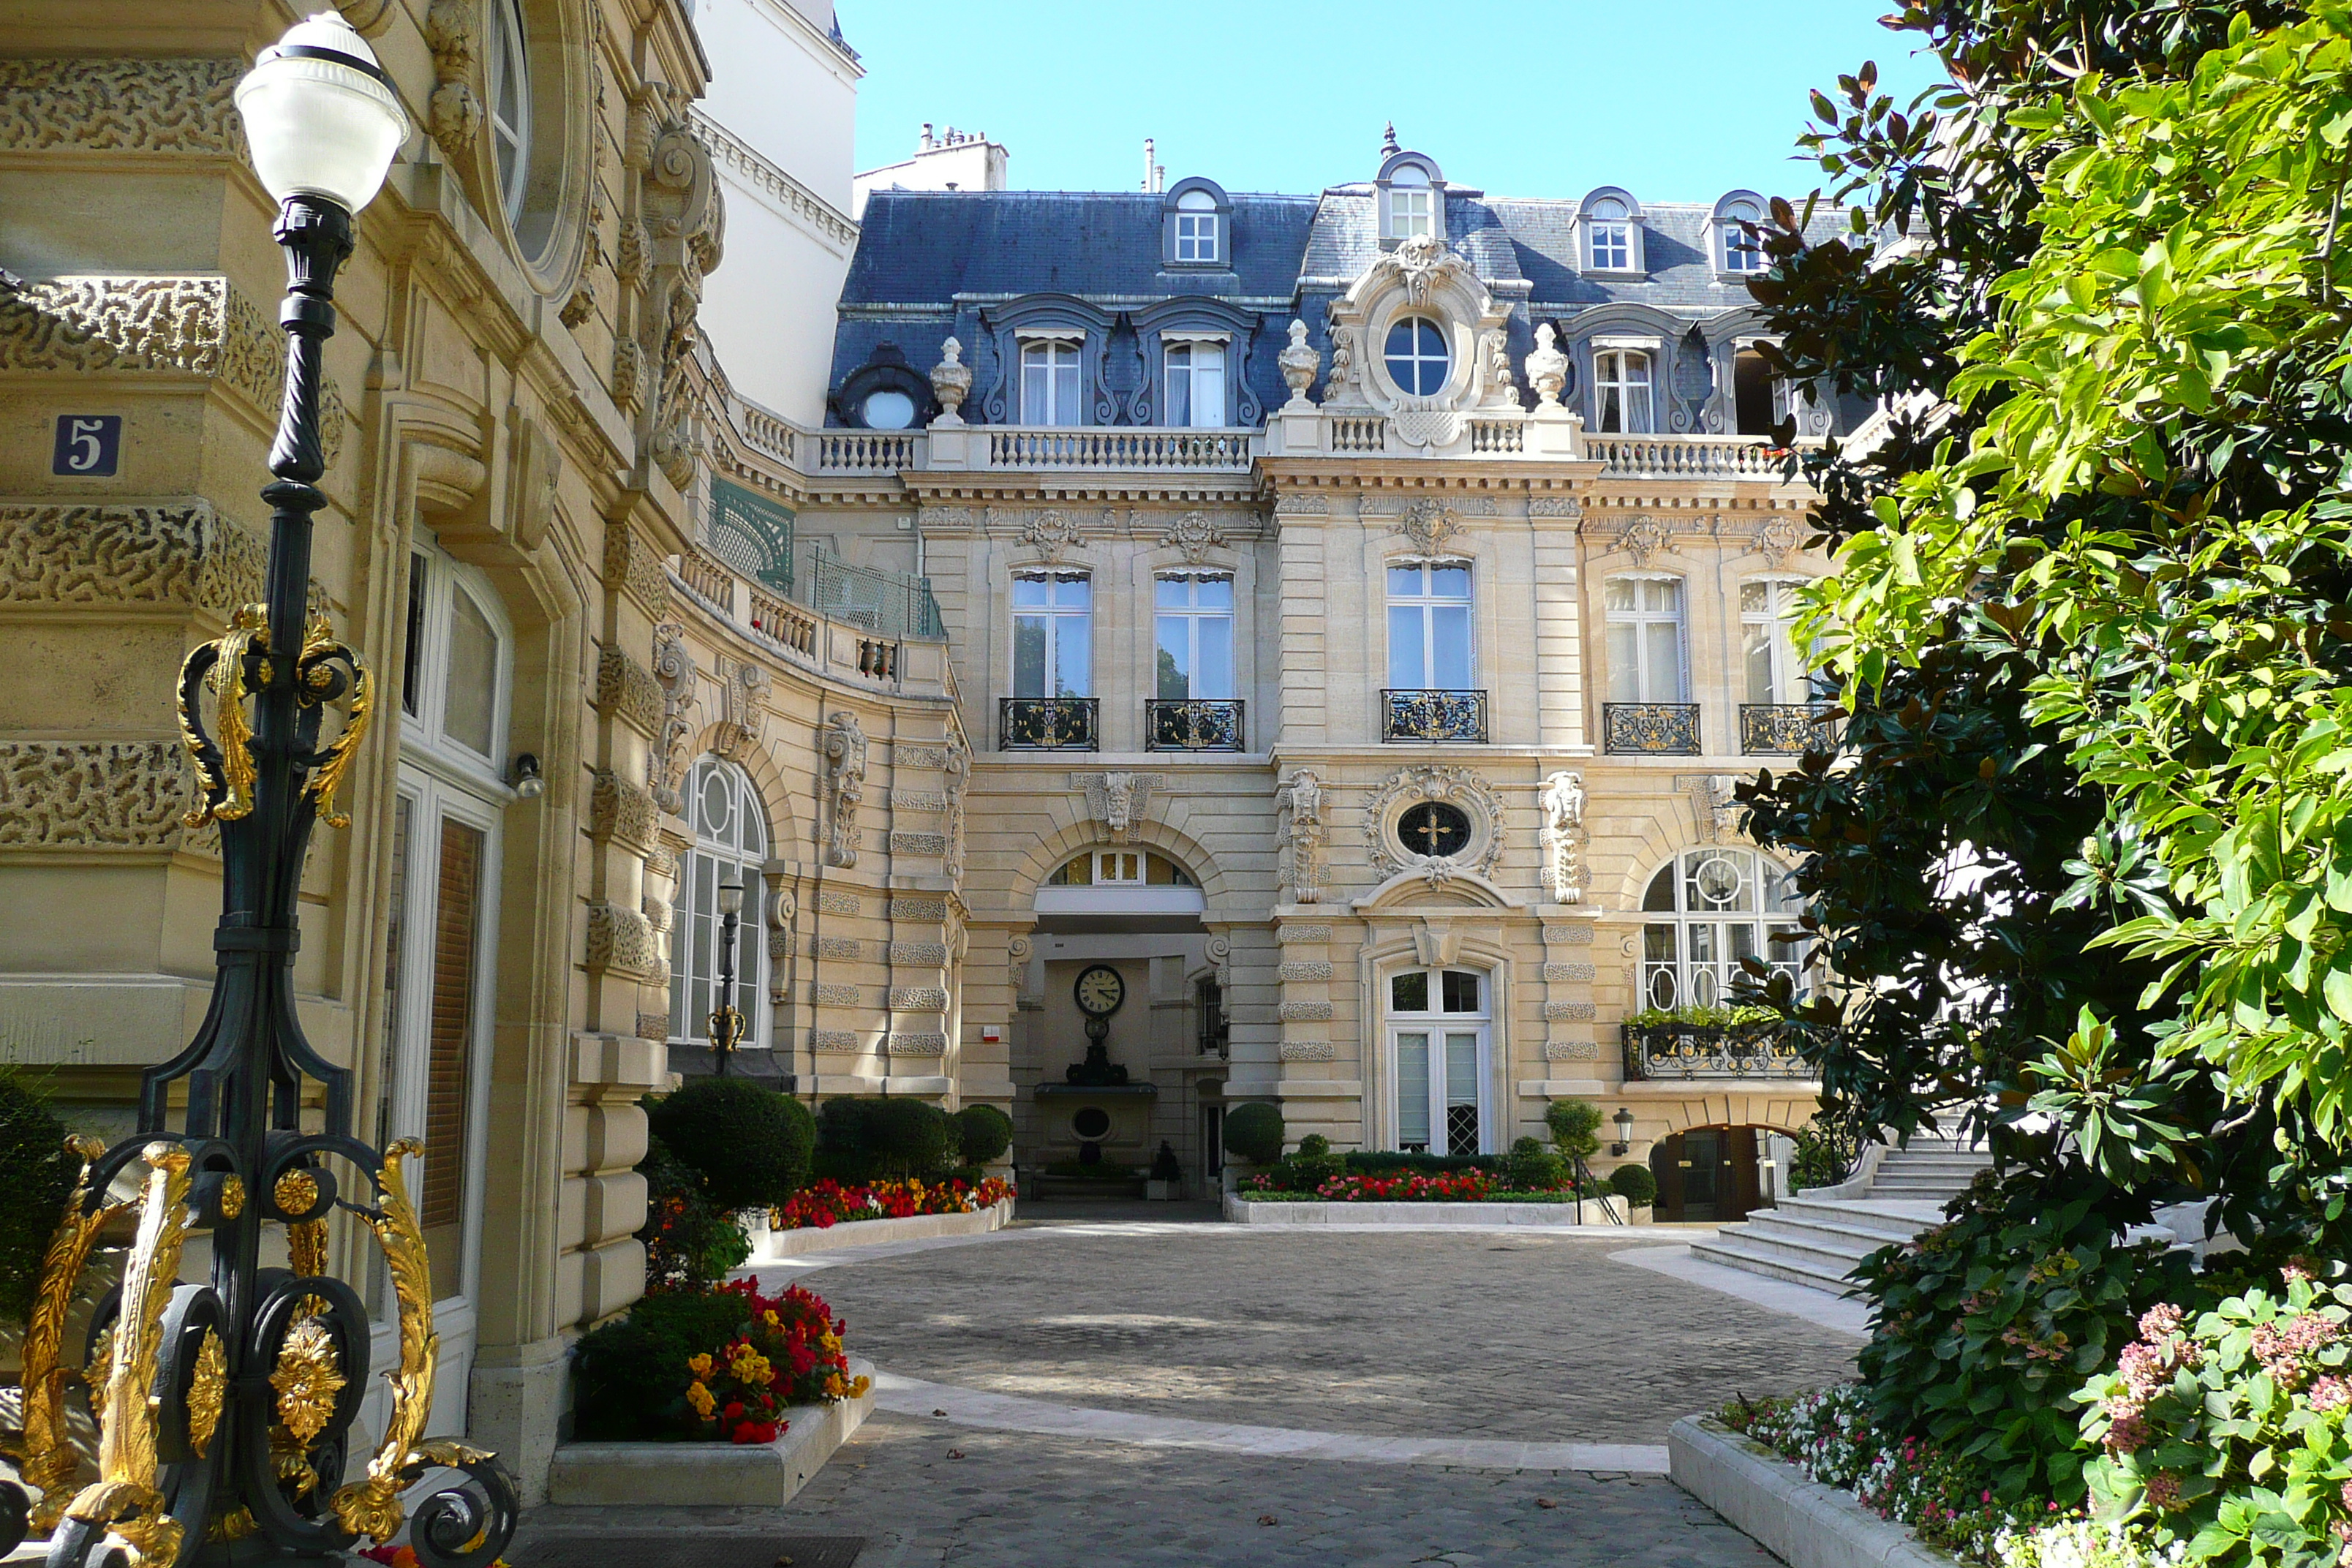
[
  {"xmin": 1692, "ymin": 853, "xmax": 1746, "ymax": 908},
  {"xmin": 862, "ymin": 389, "xmax": 916, "ymax": 429},
  {"xmin": 1071, "ymin": 1107, "xmax": 1112, "ymax": 1140},
  {"xmin": 1395, "ymin": 802, "xmax": 1471, "ymax": 859},
  {"xmin": 1384, "ymin": 317, "xmax": 1450, "ymax": 396},
  {"xmin": 486, "ymin": 0, "xmax": 531, "ymax": 224}
]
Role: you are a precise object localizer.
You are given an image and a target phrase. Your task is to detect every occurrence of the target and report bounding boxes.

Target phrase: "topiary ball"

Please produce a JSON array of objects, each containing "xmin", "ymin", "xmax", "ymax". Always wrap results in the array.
[
  {"xmin": 1608, "ymin": 1161, "xmax": 1659, "ymax": 1207},
  {"xmin": 867, "ymin": 1097, "xmax": 956, "ymax": 1177},
  {"xmin": 646, "ymin": 1077, "xmax": 815, "ymax": 1212},
  {"xmin": 1224, "ymin": 1102, "xmax": 1284, "ymax": 1165},
  {"xmin": 951, "ymin": 1104, "xmax": 1013, "ymax": 1165}
]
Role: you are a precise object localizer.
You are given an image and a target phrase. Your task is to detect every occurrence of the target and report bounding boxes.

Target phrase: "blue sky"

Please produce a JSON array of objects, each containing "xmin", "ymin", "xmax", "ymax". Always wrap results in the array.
[{"xmin": 837, "ymin": 1, "xmax": 1945, "ymax": 203}]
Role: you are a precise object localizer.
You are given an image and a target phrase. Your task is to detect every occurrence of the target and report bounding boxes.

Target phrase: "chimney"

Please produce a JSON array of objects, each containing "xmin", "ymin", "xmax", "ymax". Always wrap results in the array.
[
  {"xmin": 920, "ymin": 121, "xmax": 934, "ymax": 150},
  {"xmin": 1142, "ymin": 137, "xmax": 1155, "ymax": 193}
]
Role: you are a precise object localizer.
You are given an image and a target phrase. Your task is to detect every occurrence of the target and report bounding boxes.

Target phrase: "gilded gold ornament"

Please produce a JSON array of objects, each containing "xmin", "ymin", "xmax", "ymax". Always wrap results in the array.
[
  {"xmin": 268, "ymin": 1318, "xmax": 345, "ymax": 1445},
  {"xmin": 83, "ymin": 1325, "xmax": 114, "ymax": 1425},
  {"xmin": 218, "ymin": 1173, "xmax": 245, "ymax": 1220},
  {"xmin": 178, "ymin": 604, "xmax": 269, "ymax": 827},
  {"xmin": 289, "ymin": 1215, "xmax": 327, "ymax": 1279},
  {"xmin": 186, "ymin": 1327, "xmax": 227, "ymax": 1458},
  {"xmin": 64, "ymin": 1142, "xmax": 195, "ymax": 1567},
  {"xmin": 329, "ymin": 1139, "xmax": 436, "ymax": 1543},
  {"xmin": 206, "ymin": 1506, "xmax": 258, "ymax": 1543},
  {"xmin": 20, "ymin": 1135, "xmax": 124, "ymax": 1531},
  {"xmin": 274, "ymin": 1168, "xmax": 320, "ymax": 1215},
  {"xmin": 296, "ymin": 614, "xmax": 372, "ymax": 830}
]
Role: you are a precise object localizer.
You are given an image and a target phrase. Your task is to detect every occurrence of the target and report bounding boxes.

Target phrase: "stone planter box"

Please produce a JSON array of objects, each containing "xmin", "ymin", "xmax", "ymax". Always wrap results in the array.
[
  {"xmin": 548, "ymin": 1358, "xmax": 876, "ymax": 1506},
  {"xmin": 1224, "ymin": 1194, "xmax": 1632, "ymax": 1226},
  {"xmin": 1668, "ymin": 1414, "xmax": 1960, "ymax": 1568},
  {"xmin": 750, "ymin": 1198, "xmax": 1013, "ymax": 1262}
]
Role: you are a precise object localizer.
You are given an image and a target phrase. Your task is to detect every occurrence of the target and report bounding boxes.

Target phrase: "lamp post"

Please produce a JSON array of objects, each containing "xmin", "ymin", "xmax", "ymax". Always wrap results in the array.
[
  {"xmin": 709, "ymin": 882, "xmax": 747, "ymax": 1075},
  {"xmin": 1612, "ymin": 1107, "xmax": 1637, "ymax": 1158},
  {"xmin": 7, "ymin": 17, "xmax": 517, "ymax": 1568}
]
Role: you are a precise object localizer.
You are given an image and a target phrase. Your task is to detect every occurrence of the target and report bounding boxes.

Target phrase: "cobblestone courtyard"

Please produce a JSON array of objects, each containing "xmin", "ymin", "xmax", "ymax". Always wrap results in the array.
[{"xmin": 516, "ymin": 1218, "xmax": 1861, "ymax": 1566}]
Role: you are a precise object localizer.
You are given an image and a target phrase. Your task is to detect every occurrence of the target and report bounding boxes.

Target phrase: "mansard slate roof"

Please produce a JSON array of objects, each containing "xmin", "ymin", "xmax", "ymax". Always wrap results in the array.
[{"xmin": 827, "ymin": 176, "xmax": 1826, "ymax": 425}]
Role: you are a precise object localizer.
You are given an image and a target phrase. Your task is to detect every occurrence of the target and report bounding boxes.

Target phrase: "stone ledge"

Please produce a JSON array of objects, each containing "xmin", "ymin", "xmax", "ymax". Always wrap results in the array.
[
  {"xmin": 546, "ymin": 1358, "xmax": 875, "ymax": 1507},
  {"xmin": 1668, "ymin": 1415, "xmax": 1961, "ymax": 1568},
  {"xmin": 1224, "ymin": 1194, "xmax": 1634, "ymax": 1226},
  {"xmin": 749, "ymin": 1199, "xmax": 1014, "ymax": 1262}
]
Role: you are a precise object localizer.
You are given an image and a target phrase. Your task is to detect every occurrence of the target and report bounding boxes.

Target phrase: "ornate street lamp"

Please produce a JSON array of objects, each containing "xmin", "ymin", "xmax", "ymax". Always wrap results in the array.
[
  {"xmin": 1613, "ymin": 1107, "xmax": 1637, "ymax": 1157},
  {"xmin": 7, "ymin": 16, "xmax": 516, "ymax": 1567},
  {"xmin": 709, "ymin": 882, "xmax": 747, "ymax": 1075}
]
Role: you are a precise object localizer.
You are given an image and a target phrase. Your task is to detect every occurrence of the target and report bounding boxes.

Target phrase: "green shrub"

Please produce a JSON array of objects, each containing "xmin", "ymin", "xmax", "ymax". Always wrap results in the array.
[
  {"xmin": 1853, "ymin": 1166, "xmax": 2201, "ymax": 1504},
  {"xmin": 1545, "ymin": 1098, "xmax": 1602, "ymax": 1163},
  {"xmin": 1504, "ymin": 1136, "xmax": 1568, "ymax": 1192},
  {"xmin": 867, "ymin": 1098, "xmax": 955, "ymax": 1177},
  {"xmin": 571, "ymin": 1286, "xmax": 754, "ymax": 1439},
  {"xmin": 1276, "ymin": 1132, "xmax": 1343, "ymax": 1191},
  {"xmin": 646, "ymin": 1077, "xmax": 815, "ymax": 1212},
  {"xmin": 1607, "ymin": 1162, "xmax": 1658, "ymax": 1207},
  {"xmin": 951, "ymin": 1104, "xmax": 1013, "ymax": 1165},
  {"xmin": 1624, "ymin": 1004, "xmax": 1778, "ymax": 1029},
  {"xmin": 0, "ymin": 1073, "xmax": 75, "ymax": 1324},
  {"xmin": 1224, "ymin": 1102, "xmax": 1284, "ymax": 1165},
  {"xmin": 1343, "ymin": 1150, "xmax": 1496, "ymax": 1177},
  {"xmin": 1787, "ymin": 1120, "xmax": 1859, "ymax": 1194},
  {"xmin": 636, "ymin": 1137, "xmax": 752, "ymax": 1292}
]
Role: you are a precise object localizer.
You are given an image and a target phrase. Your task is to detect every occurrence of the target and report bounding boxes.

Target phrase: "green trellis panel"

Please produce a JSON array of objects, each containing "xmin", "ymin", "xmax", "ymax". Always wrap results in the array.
[{"xmin": 709, "ymin": 478, "xmax": 795, "ymax": 590}]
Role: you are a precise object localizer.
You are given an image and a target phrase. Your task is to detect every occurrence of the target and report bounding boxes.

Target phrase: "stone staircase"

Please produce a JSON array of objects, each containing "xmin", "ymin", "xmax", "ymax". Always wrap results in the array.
[{"xmin": 1687, "ymin": 1139, "xmax": 1991, "ymax": 1293}]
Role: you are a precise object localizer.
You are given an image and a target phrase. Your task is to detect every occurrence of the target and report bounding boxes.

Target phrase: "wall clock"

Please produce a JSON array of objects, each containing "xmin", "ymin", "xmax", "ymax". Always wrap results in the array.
[{"xmin": 1074, "ymin": 963, "xmax": 1126, "ymax": 1017}]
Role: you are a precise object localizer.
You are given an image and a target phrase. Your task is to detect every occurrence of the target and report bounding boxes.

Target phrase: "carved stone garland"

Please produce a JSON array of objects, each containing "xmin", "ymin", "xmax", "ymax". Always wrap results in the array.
[
  {"xmin": 648, "ymin": 622, "xmax": 695, "ymax": 813},
  {"xmin": 1277, "ymin": 767, "xmax": 1326, "ymax": 905},
  {"xmin": 823, "ymin": 711, "xmax": 867, "ymax": 868}
]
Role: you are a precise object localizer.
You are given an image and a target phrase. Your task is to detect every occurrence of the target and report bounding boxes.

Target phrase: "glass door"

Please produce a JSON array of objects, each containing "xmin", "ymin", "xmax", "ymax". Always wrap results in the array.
[{"xmin": 1385, "ymin": 967, "xmax": 1493, "ymax": 1156}]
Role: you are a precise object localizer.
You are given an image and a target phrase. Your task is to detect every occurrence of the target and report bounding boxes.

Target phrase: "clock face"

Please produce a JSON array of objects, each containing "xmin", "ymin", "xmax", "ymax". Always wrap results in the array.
[{"xmin": 1074, "ymin": 964, "xmax": 1126, "ymax": 1017}]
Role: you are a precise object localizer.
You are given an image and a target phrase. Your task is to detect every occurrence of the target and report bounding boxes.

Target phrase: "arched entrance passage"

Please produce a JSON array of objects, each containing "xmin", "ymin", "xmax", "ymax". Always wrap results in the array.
[
  {"xmin": 1021, "ymin": 845, "xmax": 1215, "ymax": 1196},
  {"xmin": 1649, "ymin": 1123, "xmax": 1798, "ymax": 1223}
]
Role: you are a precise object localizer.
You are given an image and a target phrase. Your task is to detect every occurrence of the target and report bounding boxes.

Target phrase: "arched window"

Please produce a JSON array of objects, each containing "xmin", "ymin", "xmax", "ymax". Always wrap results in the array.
[
  {"xmin": 670, "ymin": 758, "xmax": 770, "ymax": 1045},
  {"xmin": 1588, "ymin": 197, "xmax": 1633, "ymax": 271},
  {"xmin": 1593, "ymin": 348, "xmax": 1654, "ymax": 433},
  {"xmin": 486, "ymin": 0, "xmax": 530, "ymax": 222},
  {"xmin": 1047, "ymin": 850, "xmax": 1195, "ymax": 886},
  {"xmin": 1719, "ymin": 198, "xmax": 1765, "ymax": 274},
  {"xmin": 1384, "ymin": 162, "xmax": 1436, "ymax": 240},
  {"xmin": 1164, "ymin": 340, "xmax": 1227, "ymax": 427},
  {"xmin": 1639, "ymin": 848, "xmax": 1809, "ymax": 1010},
  {"xmin": 1175, "ymin": 187, "xmax": 1219, "ymax": 262},
  {"xmin": 1387, "ymin": 967, "xmax": 1489, "ymax": 1155},
  {"xmin": 1019, "ymin": 339, "xmax": 1082, "ymax": 426},
  {"xmin": 1604, "ymin": 575, "xmax": 1685, "ymax": 702},
  {"xmin": 1384, "ymin": 316, "xmax": 1450, "ymax": 396}
]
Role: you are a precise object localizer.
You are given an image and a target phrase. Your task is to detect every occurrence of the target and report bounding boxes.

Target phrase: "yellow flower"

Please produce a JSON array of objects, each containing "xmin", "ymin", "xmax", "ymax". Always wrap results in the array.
[
  {"xmin": 686, "ymin": 1381, "xmax": 715, "ymax": 1418},
  {"xmin": 824, "ymin": 1373, "xmax": 844, "ymax": 1398},
  {"xmin": 686, "ymin": 1352, "xmax": 714, "ymax": 1379},
  {"xmin": 819, "ymin": 1331, "xmax": 841, "ymax": 1354},
  {"xmin": 850, "ymin": 1375, "xmax": 872, "ymax": 1398},
  {"xmin": 729, "ymin": 1346, "xmax": 774, "ymax": 1387},
  {"xmin": 763, "ymin": 1309, "xmax": 781, "ymax": 1327}
]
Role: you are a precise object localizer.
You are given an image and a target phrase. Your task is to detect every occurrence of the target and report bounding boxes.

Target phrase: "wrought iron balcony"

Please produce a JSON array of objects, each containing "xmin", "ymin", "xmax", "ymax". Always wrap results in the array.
[
  {"xmin": 1622, "ymin": 1022, "xmax": 1813, "ymax": 1081},
  {"xmin": 1000, "ymin": 696, "xmax": 1098, "ymax": 751},
  {"xmin": 1603, "ymin": 701, "xmax": 1701, "ymax": 755},
  {"xmin": 1146, "ymin": 698, "xmax": 1245, "ymax": 752},
  {"xmin": 1741, "ymin": 702, "xmax": 1840, "ymax": 755},
  {"xmin": 1382, "ymin": 688, "xmax": 1489, "ymax": 743}
]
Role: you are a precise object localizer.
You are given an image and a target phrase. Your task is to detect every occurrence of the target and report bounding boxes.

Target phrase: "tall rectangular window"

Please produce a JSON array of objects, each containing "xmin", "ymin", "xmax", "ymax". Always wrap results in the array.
[
  {"xmin": 1605, "ymin": 576, "xmax": 1686, "ymax": 702},
  {"xmin": 1594, "ymin": 349, "xmax": 1654, "ymax": 434},
  {"xmin": 1012, "ymin": 571, "xmax": 1092, "ymax": 696},
  {"xmin": 423, "ymin": 816, "xmax": 483, "ymax": 1300},
  {"xmin": 1020, "ymin": 339, "xmax": 1082, "ymax": 426},
  {"xmin": 1742, "ymin": 580, "xmax": 1807, "ymax": 704},
  {"xmin": 1164, "ymin": 342, "xmax": 1226, "ymax": 428},
  {"xmin": 1155, "ymin": 573, "xmax": 1234, "ymax": 699},
  {"xmin": 1387, "ymin": 562, "xmax": 1474, "ymax": 689}
]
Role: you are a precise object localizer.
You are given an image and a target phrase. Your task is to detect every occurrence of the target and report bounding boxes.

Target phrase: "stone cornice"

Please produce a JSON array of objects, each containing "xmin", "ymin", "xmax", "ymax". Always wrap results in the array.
[{"xmin": 692, "ymin": 110, "xmax": 859, "ymax": 251}]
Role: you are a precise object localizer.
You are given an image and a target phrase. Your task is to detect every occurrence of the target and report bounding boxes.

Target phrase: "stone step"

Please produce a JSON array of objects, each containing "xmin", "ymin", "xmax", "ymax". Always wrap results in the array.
[
  {"xmin": 1773, "ymin": 1197, "xmax": 1934, "ymax": 1241},
  {"xmin": 1875, "ymin": 1154, "xmax": 1989, "ymax": 1169},
  {"xmin": 1866, "ymin": 1181, "xmax": 1970, "ymax": 1199},
  {"xmin": 1708, "ymin": 1223, "xmax": 1877, "ymax": 1277},
  {"xmin": 1689, "ymin": 1232, "xmax": 1862, "ymax": 1294},
  {"xmin": 1739, "ymin": 1211, "xmax": 1907, "ymax": 1259}
]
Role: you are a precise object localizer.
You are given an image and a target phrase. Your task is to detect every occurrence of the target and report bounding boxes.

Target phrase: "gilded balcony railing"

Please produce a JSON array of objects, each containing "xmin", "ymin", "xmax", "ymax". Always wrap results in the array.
[
  {"xmin": 999, "ymin": 696, "xmax": 1098, "ymax": 751},
  {"xmin": 1381, "ymin": 689, "xmax": 1489, "ymax": 743},
  {"xmin": 1622, "ymin": 1022, "xmax": 1813, "ymax": 1081},
  {"xmin": 1740, "ymin": 702, "xmax": 1839, "ymax": 755},
  {"xmin": 1145, "ymin": 698, "xmax": 1245, "ymax": 752},
  {"xmin": 1603, "ymin": 702, "xmax": 1702, "ymax": 755}
]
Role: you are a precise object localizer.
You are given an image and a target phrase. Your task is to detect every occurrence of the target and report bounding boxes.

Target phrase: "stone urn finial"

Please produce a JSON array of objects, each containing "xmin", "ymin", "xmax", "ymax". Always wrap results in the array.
[
  {"xmin": 1526, "ymin": 321, "xmax": 1569, "ymax": 409},
  {"xmin": 1277, "ymin": 319, "xmax": 1322, "ymax": 410},
  {"xmin": 930, "ymin": 336, "xmax": 972, "ymax": 426}
]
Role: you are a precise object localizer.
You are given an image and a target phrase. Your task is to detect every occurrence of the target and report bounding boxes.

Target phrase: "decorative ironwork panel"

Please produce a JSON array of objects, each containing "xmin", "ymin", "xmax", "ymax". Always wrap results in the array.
[
  {"xmin": 1145, "ymin": 699, "xmax": 1245, "ymax": 752},
  {"xmin": 1602, "ymin": 702, "xmax": 1701, "ymax": 755},
  {"xmin": 999, "ymin": 696, "xmax": 1098, "ymax": 751},
  {"xmin": 1740, "ymin": 703, "xmax": 1839, "ymax": 755},
  {"xmin": 1381, "ymin": 689, "xmax": 1489, "ymax": 743},
  {"xmin": 1621, "ymin": 1022, "xmax": 1813, "ymax": 1080}
]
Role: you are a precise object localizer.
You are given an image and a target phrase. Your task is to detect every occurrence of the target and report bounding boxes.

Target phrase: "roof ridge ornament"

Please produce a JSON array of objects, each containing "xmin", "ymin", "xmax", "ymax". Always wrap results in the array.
[{"xmin": 1381, "ymin": 121, "xmax": 1401, "ymax": 158}]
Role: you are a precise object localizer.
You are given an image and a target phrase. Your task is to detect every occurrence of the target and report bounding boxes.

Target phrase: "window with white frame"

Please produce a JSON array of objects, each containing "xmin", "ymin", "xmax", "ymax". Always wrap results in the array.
[
  {"xmin": 1386, "ymin": 164, "xmax": 1436, "ymax": 239},
  {"xmin": 1012, "ymin": 570, "xmax": 1092, "ymax": 696},
  {"xmin": 1387, "ymin": 560, "xmax": 1474, "ymax": 689},
  {"xmin": 1720, "ymin": 199, "xmax": 1765, "ymax": 273},
  {"xmin": 1742, "ymin": 579, "xmax": 1811, "ymax": 704},
  {"xmin": 1388, "ymin": 968, "xmax": 1489, "ymax": 1156},
  {"xmin": 1593, "ymin": 348, "xmax": 1655, "ymax": 434},
  {"xmin": 401, "ymin": 546, "xmax": 509, "ymax": 768},
  {"xmin": 1019, "ymin": 339, "xmax": 1082, "ymax": 425},
  {"xmin": 1164, "ymin": 340, "xmax": 1227, "ymax": 427},
  {"xmin": 1588, "ymin": 196, "xmax": 1635, "ymax": 271},
  {"xmin": 1604, "ymin": 576, "xmax": 1686, "ymax": 702},
  {"xmin": 1383, "ymin": 316, "xmax": 1450, "ymax": 396},
  {"xmin": 486, "ymin": 0, "xmax": 530, "ymax": 222},
  {"xmin": 1155, "ymin": 573, "xmax": 1234, "ymax": 699},
  {"xmin": 1640, "ymin": 848, "xmax": 1809, "ymax": 1009},
  {"xmin": 669, "ymin": 758, "xmax": 769, "ymax": 1047},
  {"xmin": 1047, "ymin": 849, "xmax": 1196, "ymax": 886},
  {"xmin": 1174, "ymin": 188, "xmax": 1219, "ymax": 262}
]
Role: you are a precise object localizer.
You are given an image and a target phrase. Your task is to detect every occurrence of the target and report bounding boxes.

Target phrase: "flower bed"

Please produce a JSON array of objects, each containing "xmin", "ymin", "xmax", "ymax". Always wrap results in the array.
[
  {"xmin": 770, "ymin": 1175, "xmax": 1014, "ymax": 1232},
  {"xmin": 1237, "ymin": 1169, "xmax": 1597, "ymax": 1202},
  {"xmin": 571, "ymin": 1277, "xmax": 870, "ymax": 1444}
]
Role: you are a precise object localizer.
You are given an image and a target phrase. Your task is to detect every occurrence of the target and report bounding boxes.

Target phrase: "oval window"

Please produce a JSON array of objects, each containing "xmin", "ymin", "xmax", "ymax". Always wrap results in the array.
[
  {"xmin": 1395, "ymin": 801, "xmax": 1471, "ymax": 859},
  {"xmin": 1071, "ymin": 1107, "xmax": 1112, "ymax": 1139},
  {"xmin": 862, "ymin": 389, "xmax": 916, "ymax": 429},
  {"xmin": 1384, "ymin": 317, "xmax": 1450, "ymax": 396}
]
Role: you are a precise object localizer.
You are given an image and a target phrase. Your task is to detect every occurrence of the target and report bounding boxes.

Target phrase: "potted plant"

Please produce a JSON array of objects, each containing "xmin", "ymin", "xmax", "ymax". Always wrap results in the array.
[
  {"xmin": 1608, "ymin": 1161, "xmax": 1657, "ymax": 1225},
  {"xmin": 1145, "ymin": 1140, "xmax": 1183, "ymax": 1200}
]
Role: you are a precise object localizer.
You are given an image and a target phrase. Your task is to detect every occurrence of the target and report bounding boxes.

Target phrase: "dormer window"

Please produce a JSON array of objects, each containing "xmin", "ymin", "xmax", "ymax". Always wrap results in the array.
[
  {"xmin": 1386, "ymin": 164, "xmax": 1435, "ymax": 240},
  {"xmin": 1384, "ymin": 316, "xmax": 1450, "ymax": 396},
  {"xmin": 1175, "ymin": 189, "xmax": 1218, "ymax": 262},
  {"xmin": 1578, "ymin": 187, "xmax": 1646, "ymax": 276},
  {"xmin": 1164, "ymin": 337, "xmax": 1228, "ymax": 427},
  {"xmin": 1019, "ymin": 337, "xmax": 1083, "ymax": 426},
  {"xmin": 1714, "ymin": 192, "xmax": 1768, "ymax": 275}
]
